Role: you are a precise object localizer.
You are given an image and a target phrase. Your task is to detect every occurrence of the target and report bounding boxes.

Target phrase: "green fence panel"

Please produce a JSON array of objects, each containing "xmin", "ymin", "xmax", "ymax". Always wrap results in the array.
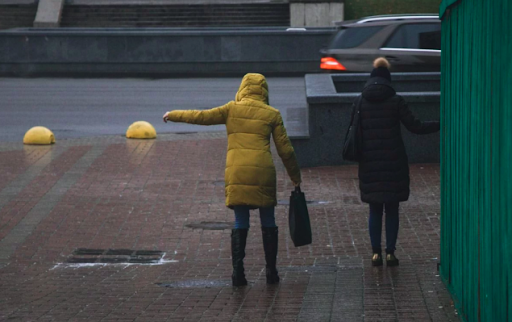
[{"xmin": 440, "ymin": 1, "xmax": 512, "ymax": 321}]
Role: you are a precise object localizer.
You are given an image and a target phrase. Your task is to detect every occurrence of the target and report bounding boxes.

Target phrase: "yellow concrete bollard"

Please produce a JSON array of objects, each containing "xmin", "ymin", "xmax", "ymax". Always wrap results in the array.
[
  {"xmin": 126, "ymin": 121, "xmax": 157, "ymax": 139},
  {"xmin": 23, "ymin": 126, "xmax": 55, "ymax": 145}
]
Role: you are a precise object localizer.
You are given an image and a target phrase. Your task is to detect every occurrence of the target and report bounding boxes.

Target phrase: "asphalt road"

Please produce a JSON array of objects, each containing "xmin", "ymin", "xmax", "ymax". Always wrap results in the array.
[{"xmin": 0, "ymin": 77, "xmax": 307, "ymax": 142}]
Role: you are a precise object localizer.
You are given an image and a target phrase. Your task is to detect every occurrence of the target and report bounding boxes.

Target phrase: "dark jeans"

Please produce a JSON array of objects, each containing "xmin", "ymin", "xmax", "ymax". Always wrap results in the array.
[
  {"xmin": 233, "ymin": 206, "xmax": 276, "ymax": 229},
  {"xmin": 369, "ymin": 202, "xmax": 399, "ymax": 253}
]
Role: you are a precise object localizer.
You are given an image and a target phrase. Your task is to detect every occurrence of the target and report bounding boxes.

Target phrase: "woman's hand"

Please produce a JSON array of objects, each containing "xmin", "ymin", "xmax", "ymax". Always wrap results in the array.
[
  {"xmin": 163, "ymin": 112, "xmax": 171, "ymax": 123},
  {"xmin": 293, "ymin": 182, "xmax": 301, "ymax": 188}
]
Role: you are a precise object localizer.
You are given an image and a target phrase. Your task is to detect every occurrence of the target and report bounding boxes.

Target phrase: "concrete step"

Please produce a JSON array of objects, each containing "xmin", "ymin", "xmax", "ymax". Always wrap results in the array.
[
  {"xmin": 61, "ymin": 4, "xmax": 290, "ymax": 27},
  {"xmin": 0, "ymin": 4, "xmax": 37, "ymax": 30}
]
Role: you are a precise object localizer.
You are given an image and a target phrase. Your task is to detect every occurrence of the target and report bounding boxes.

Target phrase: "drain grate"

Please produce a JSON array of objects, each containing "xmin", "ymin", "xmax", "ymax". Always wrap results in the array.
[
  {"xmin": 73, "ymin": 248, "xmax": 104, "ymax": 256},
  {"xmin": 68, "ymin": 248, "xmax": 165, "ymax": 264},
  {"xmin": 105, "ymin": 249, "xmax": 133, "ymax": 256},
  {"xmin": 156, "ymin": 280, "xmax": 231, "ymax": 288},
  {"xmin": 185, "ymin": 221, "xmax": 232, "ymax": 230},
  {"xmin": 67, "ymin": 257, "xmax": 97, "ymax": 264},
  {"xmin": 100, "ymin": 257, "xmax": 129, "ymax": 263},
  {"xmin": 135, "ymin": 250, "xmax": 164, "ymax": 256}
]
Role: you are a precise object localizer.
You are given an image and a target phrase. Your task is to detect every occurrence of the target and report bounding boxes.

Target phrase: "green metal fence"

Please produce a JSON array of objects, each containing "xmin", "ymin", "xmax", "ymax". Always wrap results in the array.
[{"xmin": 440, "ymin": 1, "xmax": 511, "ymax": 321}]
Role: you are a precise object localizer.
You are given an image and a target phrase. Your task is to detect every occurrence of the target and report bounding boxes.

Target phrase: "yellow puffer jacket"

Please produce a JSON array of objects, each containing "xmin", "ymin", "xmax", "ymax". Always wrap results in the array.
[{"xmin": 167, "ymin": 73, "xmax": 301, "ymax": 208}]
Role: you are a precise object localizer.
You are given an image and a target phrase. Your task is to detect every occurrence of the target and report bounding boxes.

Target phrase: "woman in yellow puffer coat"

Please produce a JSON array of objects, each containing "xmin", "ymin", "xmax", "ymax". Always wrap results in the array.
[{"xmin": 163, "ymin": 73, "xmax": 301, "ymax": 286}]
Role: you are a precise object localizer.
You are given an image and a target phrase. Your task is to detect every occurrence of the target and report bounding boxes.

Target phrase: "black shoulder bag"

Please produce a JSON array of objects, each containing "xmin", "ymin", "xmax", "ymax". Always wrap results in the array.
[{"xmin": 342, "ymin": 96, "xmax": 363, "ymax": 162}]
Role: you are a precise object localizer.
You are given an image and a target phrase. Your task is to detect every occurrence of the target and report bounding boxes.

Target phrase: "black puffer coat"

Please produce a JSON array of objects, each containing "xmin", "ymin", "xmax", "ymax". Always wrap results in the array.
[{"xmin": 357, "ymin": 77, "xmax": 440, "ymax": 204}]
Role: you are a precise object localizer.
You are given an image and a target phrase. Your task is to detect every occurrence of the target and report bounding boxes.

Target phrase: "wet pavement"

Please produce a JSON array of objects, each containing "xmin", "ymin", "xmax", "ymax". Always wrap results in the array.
[
  {"xmin": 0, "ymin": 133, "xmax": 459, "ymax": 321},
  {"xmin": 0, "ymin": 77, "xmax": 308, "ymax": 142}
]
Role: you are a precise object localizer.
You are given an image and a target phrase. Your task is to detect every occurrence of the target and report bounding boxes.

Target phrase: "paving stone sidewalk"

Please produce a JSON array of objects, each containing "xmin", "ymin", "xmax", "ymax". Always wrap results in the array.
[{"xmin": 0, "ymin": 133, "xmax": 459, "ymax": 321}]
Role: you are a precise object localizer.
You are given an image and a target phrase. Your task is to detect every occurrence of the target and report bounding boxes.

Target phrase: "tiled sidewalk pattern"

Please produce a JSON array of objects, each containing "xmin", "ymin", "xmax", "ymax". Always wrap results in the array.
[{"xmin": 0, "ymin": 133, "xmax": 458, "ymax": 321}]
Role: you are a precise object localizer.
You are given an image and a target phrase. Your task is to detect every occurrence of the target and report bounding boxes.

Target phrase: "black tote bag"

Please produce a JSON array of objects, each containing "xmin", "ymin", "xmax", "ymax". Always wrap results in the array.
[
  {"xmin": 342, "ymin": 96, "xmax": 363, "ymax": 162},
  {"xmin": 288, "ymin": 187, "xmax": 312, "ymax": 247}
]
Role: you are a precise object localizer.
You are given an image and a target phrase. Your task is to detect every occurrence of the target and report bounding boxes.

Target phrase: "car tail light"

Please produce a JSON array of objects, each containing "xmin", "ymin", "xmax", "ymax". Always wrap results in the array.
[{"xmin": 320, "ymin": 57, "xmax": 346, "ymax": 71}]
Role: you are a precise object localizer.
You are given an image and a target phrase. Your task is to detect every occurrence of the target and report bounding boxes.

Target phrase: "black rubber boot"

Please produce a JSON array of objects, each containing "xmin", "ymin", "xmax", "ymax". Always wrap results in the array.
[
  {"xmin": 231, "ymin": 228, "xmax": 248, "ymax": 286},
  {"xmin": 261, "ymin": 226, "xmax": 280, "ymax": 284},
  {"xmin": 386, "ymin": 250, "xmax": 399, "ymax": 267}
]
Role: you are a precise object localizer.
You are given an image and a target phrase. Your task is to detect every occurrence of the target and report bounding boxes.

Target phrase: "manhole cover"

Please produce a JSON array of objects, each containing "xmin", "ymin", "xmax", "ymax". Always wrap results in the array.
[
  {"xmin": 277, "ymin": 200, "xmax": 330, "ymax": 206},
  {"xmin": 156, "ymin": 280, "xmax": 231, "ymax": 288},
  {"xmin": 185, "ymin": 221, "xmax": 232, "ymax": 230},
  {"xmin": 68, "ymin": 248, "xmax": 165, "ymax": 264}
]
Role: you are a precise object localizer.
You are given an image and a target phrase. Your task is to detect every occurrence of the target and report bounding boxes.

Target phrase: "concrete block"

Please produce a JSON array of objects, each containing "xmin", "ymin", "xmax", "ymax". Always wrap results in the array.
[
  {"xmin": 202, "ymin": 37, "xmax": 221, "ymax": 62},
  {"xmin": 221, "ymin": 36, "xmax": 241, "ymax": 61},
  {"xmin": 67, "ymin": 0, "xmax": 284, "ymax": 4},
  {"xmin": 0, "ymin": 28, "xmax": 335, "ymax": 76},
  {"xmin": 0, "ymin": 0, "xmax": 37, "ymax": 3},
  {"xmin": 34, "ymin": 0, "xmax": 65, "ymax": 28},
  {"xmin": 292, "ymin": 73, "xmax": 441, "ymax": 167},
  {"xmin": 290, "ymin": 3, "xmax": 305, "ymax": 27},
  {"xmin": 329, "ymin": 3, "xmax": 344, "ymax": 25},
  {"xmin": 305, "ymin": 3, "xmax": 330, "ymax": 27}
]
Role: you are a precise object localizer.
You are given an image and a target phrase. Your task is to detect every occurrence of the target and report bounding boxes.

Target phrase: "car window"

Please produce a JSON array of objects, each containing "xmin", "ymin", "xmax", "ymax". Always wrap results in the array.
[
  {"xmin": 329, "ymin": 26, "xmax": 383, "ymax": 49},
  {"xmin": 384, "ymin": 23, "xmax": 441, "ymax": 50}
]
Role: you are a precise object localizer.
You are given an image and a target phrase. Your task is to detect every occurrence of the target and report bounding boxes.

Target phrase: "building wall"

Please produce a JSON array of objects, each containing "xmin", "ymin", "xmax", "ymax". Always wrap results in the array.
[
  {"xmin": 344, "ymin": 0, "xmax": 441, "ymax": 20},
  {"xmin": 290, "ymin": 2, "xmax": 343, "ymax": 27},
  {"xmin": 440, "ymin": 1, "xmax": 512, "ymax": 321}
]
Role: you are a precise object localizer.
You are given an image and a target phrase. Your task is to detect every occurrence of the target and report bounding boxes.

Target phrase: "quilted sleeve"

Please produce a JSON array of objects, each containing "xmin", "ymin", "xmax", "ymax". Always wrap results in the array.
[
  {"xmin": 167, "ymin": 103, "xmax": 229, "ymax": 125},
  {"xmin": 398, "ymin": 97, "xmax": 440, "ymax": 134},
  {"xmin": 272, "ymin": 112, "xmax": 301, "ymax": 185}
]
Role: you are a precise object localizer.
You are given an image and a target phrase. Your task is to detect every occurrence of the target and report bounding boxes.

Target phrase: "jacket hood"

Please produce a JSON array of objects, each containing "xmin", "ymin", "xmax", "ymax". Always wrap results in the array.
[
  {"xmin": 236, "ymin": 73, "xmax": 269, "ymax": 104},
  {"xmin": 362, "ymin": 77, "xmax": 396, "ymax": 102}
]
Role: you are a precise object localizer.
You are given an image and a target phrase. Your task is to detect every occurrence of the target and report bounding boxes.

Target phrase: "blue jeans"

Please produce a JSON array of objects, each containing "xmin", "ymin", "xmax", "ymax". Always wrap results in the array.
[
  {"xmin": 369, "ymin": 203, "xmax": 399, "ymax": 253},
  {"xmin": 233, "ymin": 206, "xmax": 276, "ymax": 229}
]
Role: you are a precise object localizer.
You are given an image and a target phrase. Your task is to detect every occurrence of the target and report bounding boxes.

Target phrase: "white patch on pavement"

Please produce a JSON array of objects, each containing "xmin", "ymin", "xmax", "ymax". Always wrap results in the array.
[{"xmin": 50, "ymin": 255, "xmax": 178, "ymax": 270}]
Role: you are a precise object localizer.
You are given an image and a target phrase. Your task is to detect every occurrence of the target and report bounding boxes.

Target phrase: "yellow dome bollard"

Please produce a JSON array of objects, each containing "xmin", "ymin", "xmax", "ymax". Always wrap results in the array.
[
  {"xmin": 126, "ymin": 121, "xmax": 157, "ymax": 139},
  {"xmin": 23, "ymin": 126, "xmax": 55, "ymax": 145}
]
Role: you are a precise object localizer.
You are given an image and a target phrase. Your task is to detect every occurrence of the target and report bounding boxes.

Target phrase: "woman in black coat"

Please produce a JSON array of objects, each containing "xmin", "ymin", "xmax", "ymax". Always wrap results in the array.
[{"xmin": 357, "ymin": 58, "xmax": 440, "ymax": 266}]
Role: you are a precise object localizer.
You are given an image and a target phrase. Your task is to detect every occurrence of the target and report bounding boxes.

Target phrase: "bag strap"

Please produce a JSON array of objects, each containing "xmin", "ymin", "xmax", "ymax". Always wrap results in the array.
[{"xmin": 349, "ymin": 96, "xmax": 363, "ymax": 126}]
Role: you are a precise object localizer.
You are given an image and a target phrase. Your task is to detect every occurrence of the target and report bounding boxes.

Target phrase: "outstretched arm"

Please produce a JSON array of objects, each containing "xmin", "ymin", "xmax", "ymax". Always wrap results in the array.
[
  {"xmin": 163, "ymin": 104, "xmax": 229, "ymax": 125},
  {"xmin": 398, "ymin": 98, "xmax": 440, "ymax": 134},
  {"xmin": 272, "ymin": 112, "xmax": 301, "ymax": 186}
]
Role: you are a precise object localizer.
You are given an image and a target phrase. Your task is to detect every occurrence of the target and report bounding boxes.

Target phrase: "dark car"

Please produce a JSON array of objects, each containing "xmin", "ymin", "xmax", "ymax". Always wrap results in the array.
[{"xmin": 320, "ymin": 14, "xmax": 441, "ymax": 72}]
